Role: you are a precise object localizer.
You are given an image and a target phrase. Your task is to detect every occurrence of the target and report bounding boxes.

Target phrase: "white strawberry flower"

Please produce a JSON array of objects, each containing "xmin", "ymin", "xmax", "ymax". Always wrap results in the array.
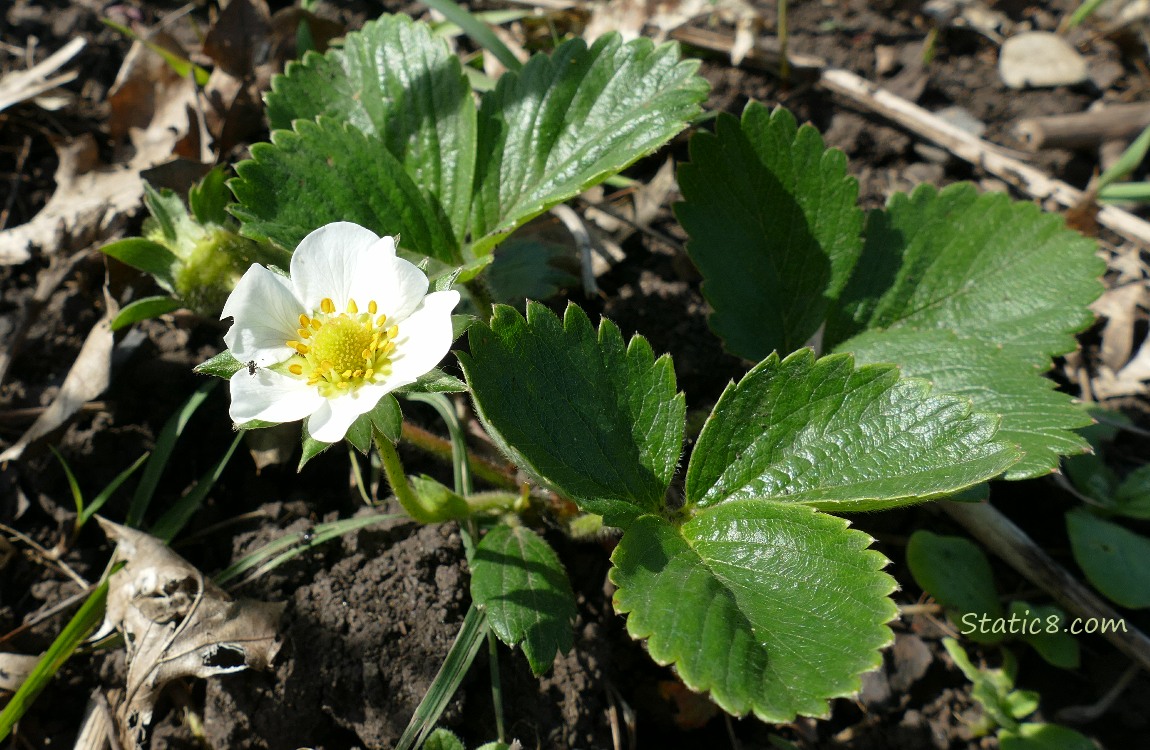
[{"xmin": 221, "ymin": 222, "xmax": 460, "ymax": 443}]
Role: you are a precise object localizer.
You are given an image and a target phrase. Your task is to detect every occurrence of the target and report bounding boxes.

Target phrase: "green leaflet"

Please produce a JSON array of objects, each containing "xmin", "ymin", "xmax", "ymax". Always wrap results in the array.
[
  {"xmin": 686, "ymin": 349, "xmax": 1020, "ymax": 511},
  {"xmin": 469, "ymin": 33, "xmax": 707, "ymax": 255},
  {"xmin": 676, "ymin": 103, "xmax": 863, "ymax": 359},
  {"xmin": 837, "ymin": 329, "xmax": 1091, "ymax": 479},
  {"xmin": 610, "ymin": 501, "xmax": 897, "ymax": 722},
  {"xmin": 265, "ymin": 15, "xmax": 477, "ymax": 243},
  {"xmin": 826, "ymin": 183, "xmax": 1104, "ymax": 359},
  {"xmin": 231, "ymin": 118, "xmax": 459, "ymax": 263},
  {"xmin": 470, "ymin": 524, "xmax": 576, "ymax": 675},
  {"xmin": 459, "ymin": 302, "xmax": 684, "ymax": 526}
]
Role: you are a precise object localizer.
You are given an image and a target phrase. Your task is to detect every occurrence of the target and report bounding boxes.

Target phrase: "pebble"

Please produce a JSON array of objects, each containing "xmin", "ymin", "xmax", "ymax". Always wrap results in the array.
[{"xmin": 999, "ymin": 31, "xmax": 1089, "ymax": 89}]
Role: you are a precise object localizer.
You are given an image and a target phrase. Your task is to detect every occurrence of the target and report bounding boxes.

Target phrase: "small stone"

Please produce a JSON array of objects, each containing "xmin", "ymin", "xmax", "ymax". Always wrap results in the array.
[{"xmin": 999, "ymin": 31, "xmax": 1089, "ymax": 89}]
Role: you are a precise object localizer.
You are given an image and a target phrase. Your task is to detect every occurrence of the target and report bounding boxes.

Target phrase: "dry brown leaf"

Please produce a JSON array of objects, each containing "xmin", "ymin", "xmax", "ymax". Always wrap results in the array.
[
  {"xmin": 0, "ymin": 290, "xmax": 116, "ymax": 462},
  {"xmin": 0, "ymin": 652, "xmax": 40, "ymax": 693},
  {"xmin": 1090, "ymin": 282, "xmax": 1148, "ymax": 372},
  {"xmin": 95, "ymin": 519, "xmax": 284, "ymax": 750},
  {"xmin": 0, "ymin": 30, "xmax": 203, "ymax": 265},
  {"xmin": 202, "ymin": 0, "xmax": 273, "ymax": 78}
]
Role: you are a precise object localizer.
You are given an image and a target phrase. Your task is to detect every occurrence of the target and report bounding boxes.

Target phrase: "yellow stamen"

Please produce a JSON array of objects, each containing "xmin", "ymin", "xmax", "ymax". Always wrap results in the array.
[
  {"xmin": 347, "ymin": 299, "xmax": 358, "ymax": 314},
  {"xmin": 376, "ymin": 314, "xmax": 388, "ymax": 326},
  {"xmin": 386, "ymin": 325, "xmax": 399, "ymax": 339},
  {"xmin": 368, "ymin": 301, "xmax": 378, "ymax": 315},
  {"xmin": 321, "ymin": 298, "xmax": 335, "ymax": 314},
  {"xmin": 298, "ymin": 328, "xmax": 311, "ymax": 339},
  {"xmin": 289, "ymin": 364, "xmax": 303, "ymax": 375},
  {"xmin": 298, "ymin": 314, "xmax": 310, "ymax": 327}
]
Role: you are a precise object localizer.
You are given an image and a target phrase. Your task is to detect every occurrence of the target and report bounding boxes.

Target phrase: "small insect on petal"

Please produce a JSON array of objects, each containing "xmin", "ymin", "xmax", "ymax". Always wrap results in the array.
[{"xmin": 247, "ymin": 360, "xmax": 258, "ymax": 376}]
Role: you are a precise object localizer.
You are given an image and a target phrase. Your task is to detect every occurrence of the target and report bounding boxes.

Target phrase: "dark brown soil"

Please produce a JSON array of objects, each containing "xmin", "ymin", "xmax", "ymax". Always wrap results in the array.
[{"xmin": 3, "ymin": 0, "xmax": 1149, "ymax": 748}]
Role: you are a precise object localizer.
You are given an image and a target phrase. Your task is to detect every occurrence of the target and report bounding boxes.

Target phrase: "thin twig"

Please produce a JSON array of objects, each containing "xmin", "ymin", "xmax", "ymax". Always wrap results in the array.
[
  {"xmin": 941, "ymin": 500, "xmax": 1150, "ymax": 672},
  {"xmin": 0, "ymin": 584, "xmax": 92, "ymax": 646},
  {"xmin": 818, "ymin": 68, "xmax": 1150, "ymax": 248},
  {"xmin": 0, "ymin": 521, "xmax": 90, "ymax": 588}
]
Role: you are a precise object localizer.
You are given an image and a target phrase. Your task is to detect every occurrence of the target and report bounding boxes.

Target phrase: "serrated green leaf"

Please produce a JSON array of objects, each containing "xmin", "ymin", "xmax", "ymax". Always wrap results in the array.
[
  {"xmin": 110, "ymin": 295, "xmax": 183, "ymax": 331},
  {"xmin": 906, "ymin": 531, "xmax": 1003, "ymax": 644},
  {"xmin": 685, "ymin": 350, "xmax": 1019, "ymax": 512},
  {"xmin": 826, "ymin": 183, "xmax": 1104, "ymax": 359},
  {"xmin": 837, "ymin": 329, "xmax": 1091, "ymax": 479},
  {"xmin": 100, "ymin": 238, "xmax": 180, "ymax": 292},
  {"xmin": 1066, "ymin": 509, "xmax": 1150, "ymax": 608},
  {"xmin": 468, "ymin": 34, "xmax": 707, "ymax": 255},
  {"xmin": 471, "ymin": 524, "xmax": 576, "ymax": 675},
  {"xmin": 676, "ymin": 103, "xmax": 863, "ymax": 359},
  {"xmin": 189, "ymin": 166, "xmax": 231, "ymax": 226},
  {"xmin": 231, "ymin": 118, "xmax": 459, "ymax": 263},
  {"xmin": 459, "ymin": 302, "xmax": 685, "ymax": 526},
  {"xmin": 266, "ymin": 15, "xmax": 477, "ymax": 242},
  {"xmin": 194, "ymin": 350, "xmax": 245, "ymax": 379},
  {"xmin": 611, "ymin": 501, "xmax": 896, "ymax": 722}
]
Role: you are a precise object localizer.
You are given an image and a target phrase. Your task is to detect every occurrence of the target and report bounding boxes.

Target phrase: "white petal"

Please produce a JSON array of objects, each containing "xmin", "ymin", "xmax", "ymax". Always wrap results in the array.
[
  {"xmin": 350, "ymin": 241, "xmax": 429, "ymax": 324},
  {"xmin": 383, "ymin": 290, "xmax": 461, "ymax": 385},
  {"xmin": 290, "ymin": 222, "xmax": 381, "ymax": 311},
  {"xmin": 222, "ymin": 265, "xmax": 303, "ymax": 366},
  {"xmin": 307, "ymin": 389, "xmax": 383, "ymax": 443},
  {"xmin": 229, "ymin": 369, "xmax": 324, "ymax": 425}
]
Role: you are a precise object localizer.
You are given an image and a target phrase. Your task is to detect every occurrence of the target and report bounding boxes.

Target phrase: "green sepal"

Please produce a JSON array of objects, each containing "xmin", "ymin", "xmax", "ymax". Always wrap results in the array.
[
  {"xmin": 409, "ymin": 475, "xmax": 471, "ymax": 522},
  {"xmin": 298, "ymin": 419, "xmax": 332, "ymax": 471},
  {"xmin": 397, "ymin": 369, "xmax": 468, "ymax": 395},
  {"xmin": 194, "ymin": 350, "xmax": 245, "ymax": 379},
  {"xmin": 189, "ymin": 166, "xmax": 232, "ymax": 226}
]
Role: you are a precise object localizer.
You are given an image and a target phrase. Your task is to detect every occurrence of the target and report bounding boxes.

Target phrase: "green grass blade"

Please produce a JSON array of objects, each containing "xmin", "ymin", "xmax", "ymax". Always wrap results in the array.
[
  {"xmin": 394, "ymin": 603, "xmax": 489, "ymax": 750},
  {"xmin": 420, "ymin": 0, "xmax": 523, "ymax": 73},
  {"xmin": 1064, "ymin": 0, "xmax": 1110, "ymax": 29},
  {"xmin": 101, "ymin": 18, "xmax": 211, "ymax": 86},
  {"xmin": 80, "ymin": 452, "xmax": 150, "ymax": 527},
  {"xmin": 1098, "ymin": 181, "xmax": 1150, "ymax": 203},
  {"xmin": 404, "ymin": 393, "xmax": 473, "ymax": 496},
  {"xmin": 50, "ymin": 446, "xmax": 85, "ymax": 521},
  {"xmin": 1098, "ymin": 123, "xmax": 1150, "ymax": 189},
  {"xmin": 0, "ymin": 573, "xmax": 114, "ymax": 739},
  {"xmin": 150, "ymin": 431, "xmax": 243, "ymax": 542},
  {"xmin": 214, "ymin": 513, "xmax": 402, "ymax": 586},
  {"xmin": 127, "ymin": 380, "xmax": 217, "ymax": 527}
]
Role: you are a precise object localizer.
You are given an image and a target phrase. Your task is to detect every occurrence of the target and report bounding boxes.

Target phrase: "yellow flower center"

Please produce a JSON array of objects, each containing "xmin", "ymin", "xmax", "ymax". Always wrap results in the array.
[{"xmin": 283, "ymin": 297, "xmax": 399, "ymax": 398}]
